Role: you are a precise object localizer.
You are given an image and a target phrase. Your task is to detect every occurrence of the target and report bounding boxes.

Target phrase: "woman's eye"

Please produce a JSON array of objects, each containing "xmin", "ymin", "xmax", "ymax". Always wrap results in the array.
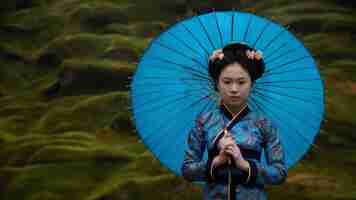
[
  {"xmin": 239, "ymin": 81, "xmax": 245, "ymax": 84},
  {"xmin": 224, "ymin": 81, "xmax": 231, "ymax": 84}
]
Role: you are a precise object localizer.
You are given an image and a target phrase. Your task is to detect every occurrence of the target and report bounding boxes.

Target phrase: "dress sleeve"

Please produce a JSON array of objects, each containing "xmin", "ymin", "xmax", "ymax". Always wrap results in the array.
[
  {"xmin": 246, "ymin": 118, "xmax": 288, "ymax": 185},
  {"xmin": 181, "ymin": 116, "xmax": 208, "ymax": 182}
]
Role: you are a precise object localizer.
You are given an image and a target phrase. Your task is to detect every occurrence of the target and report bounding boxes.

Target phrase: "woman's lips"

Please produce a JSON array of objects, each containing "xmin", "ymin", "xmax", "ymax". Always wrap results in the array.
[{"xmin": 230, "ymin": 96, "xmax": 240, "ymax": 100}]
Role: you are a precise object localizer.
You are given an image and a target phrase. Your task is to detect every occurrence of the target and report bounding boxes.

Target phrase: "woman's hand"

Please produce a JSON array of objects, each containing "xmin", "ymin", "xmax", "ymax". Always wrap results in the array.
[
  {"xmin": 218, "ymin": 132, "xmax": 250, "ymax": 172},
  {"xmin": 217, "ymin": 132, "xmax": 235, "ymax": 151},
  {"xmin": 223, "ymin": 143, "xmax": 250, "ymax": 172},
  {"xmin": 211, "ymin": 150, "xmax": 228, "ymax": 168}
]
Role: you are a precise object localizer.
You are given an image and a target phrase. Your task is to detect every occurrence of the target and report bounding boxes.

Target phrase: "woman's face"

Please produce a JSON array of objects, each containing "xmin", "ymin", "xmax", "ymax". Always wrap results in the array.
[{"xmin": 217, "ymin": 63, "xmax": 252, "ymax": 110}]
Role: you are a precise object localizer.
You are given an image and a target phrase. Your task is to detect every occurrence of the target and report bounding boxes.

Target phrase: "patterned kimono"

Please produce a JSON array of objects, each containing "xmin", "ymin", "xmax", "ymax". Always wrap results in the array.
[{"xmin": 181, "ymin": 104, "xmax": 288, "ymax": 200}]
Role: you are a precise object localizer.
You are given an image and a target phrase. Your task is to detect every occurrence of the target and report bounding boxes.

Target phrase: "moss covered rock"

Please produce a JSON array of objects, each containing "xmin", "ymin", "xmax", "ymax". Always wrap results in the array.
[
  {"xmin": 42, "ymin": 59, "xmax": 134, "ymax": 97},
  {"xmin": 35, "ymin": 33, "xmax": 146, "ymax": 67},
  {"xmin": 34, "ymin": 91, "xmax": 130, "ymax": 134},
  {"xmin": 0, "ymin": 0, "xmax": 48, "ymax": 13},
  {"xmin": 0, "ymin": 131, "xmax": 135, "ymax": 166},
  {"xmin": 1, "ymin": 8, "xmax": 66, "ymax": 54},
  {"xmin": 70, "ymin": 2, "xmax": 130, "ymax": 32},
  {"xmin": 36, "ymin": 34, "xmax": 111, "ymax": 66}
]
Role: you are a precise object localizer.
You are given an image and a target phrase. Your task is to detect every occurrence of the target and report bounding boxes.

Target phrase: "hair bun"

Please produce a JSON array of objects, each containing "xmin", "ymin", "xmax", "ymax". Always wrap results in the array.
[
  {"xmin": 247, "ymin": 57, "xmax": 265, "ymax": 81},
  {"xmin": 208, "ymin": 43, "xmax": 265, "ymax": 87}
]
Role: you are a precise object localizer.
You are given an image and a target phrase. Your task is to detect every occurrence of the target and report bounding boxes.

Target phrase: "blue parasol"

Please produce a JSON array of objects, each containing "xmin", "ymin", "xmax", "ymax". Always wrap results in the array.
[{"xmin": 130, "ymin": 11, "xmax": 325, "ymax": 176}]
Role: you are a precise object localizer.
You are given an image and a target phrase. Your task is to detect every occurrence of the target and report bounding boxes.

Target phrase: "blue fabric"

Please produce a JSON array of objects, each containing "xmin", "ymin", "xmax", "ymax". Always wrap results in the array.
[
  {"xmin": 130, "ymin": 11, "xmax": 324, "ymax": 176},
  {"xmin": 181, "ymin": 106, "xmax": 287, "ymax": 199}
]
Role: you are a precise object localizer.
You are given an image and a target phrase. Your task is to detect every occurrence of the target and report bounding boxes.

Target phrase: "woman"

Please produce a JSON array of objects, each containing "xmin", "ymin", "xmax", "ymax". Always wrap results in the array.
[{"xmin": 181, "ymin": 43, "xmax": 288, "ymax": 200}]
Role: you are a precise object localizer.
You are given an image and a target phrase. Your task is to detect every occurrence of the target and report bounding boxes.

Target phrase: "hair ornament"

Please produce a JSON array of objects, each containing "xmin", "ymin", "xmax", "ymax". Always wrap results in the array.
[
  {"xmin": 209, "ymin": 49, "xmax": 224, "ymax": 61},
  {"xmin": 246, "ymin": 49, "xmax": 263, "ymax": 60}
]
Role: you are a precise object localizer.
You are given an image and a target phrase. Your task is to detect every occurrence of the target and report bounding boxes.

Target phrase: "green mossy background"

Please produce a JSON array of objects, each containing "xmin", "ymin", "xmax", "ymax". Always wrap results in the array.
[{"xmin": 1, "ymin": 0, "xmax": 356, "ymax": 199}]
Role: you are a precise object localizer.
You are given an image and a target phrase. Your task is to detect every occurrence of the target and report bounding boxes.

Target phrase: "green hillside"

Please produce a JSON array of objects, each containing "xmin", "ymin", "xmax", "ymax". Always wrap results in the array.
[{"xmin": 0, "ymin": 0, "xmax": 356, "ymax": 199}]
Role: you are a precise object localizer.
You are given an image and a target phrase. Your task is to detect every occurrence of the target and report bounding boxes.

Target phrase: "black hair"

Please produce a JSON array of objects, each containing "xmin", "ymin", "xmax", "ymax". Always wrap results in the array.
[{"xmin": 208, "ymin": 43, "xmax": 265, "ymax": 90}]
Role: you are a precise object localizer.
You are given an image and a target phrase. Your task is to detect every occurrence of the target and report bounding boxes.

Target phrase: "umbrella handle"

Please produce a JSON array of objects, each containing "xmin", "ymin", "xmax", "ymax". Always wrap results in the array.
[
  {"xmin": 227, "ymin": 156, "xmax": 232, "ymax": 200},
  {"xmin": 223, "ymin": 129, "xmax": 234, "ymax": 166}
]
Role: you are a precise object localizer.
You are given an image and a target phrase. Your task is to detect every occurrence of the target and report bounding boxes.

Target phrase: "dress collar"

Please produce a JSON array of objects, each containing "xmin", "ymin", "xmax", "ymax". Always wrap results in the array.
[
  {"xmin": 219, "ymin": 101, "xmax": 251, "ymax": 121},
  {"xmin": 211, "ymin": 101, "xmax": 252, "ymax": 146}
]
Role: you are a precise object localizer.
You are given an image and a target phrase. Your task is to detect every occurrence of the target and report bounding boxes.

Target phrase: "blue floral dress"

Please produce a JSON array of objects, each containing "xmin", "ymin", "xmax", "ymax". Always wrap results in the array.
[{"xmin": 181, "ymin": 104, "xmax": 288, "ymax": 200}]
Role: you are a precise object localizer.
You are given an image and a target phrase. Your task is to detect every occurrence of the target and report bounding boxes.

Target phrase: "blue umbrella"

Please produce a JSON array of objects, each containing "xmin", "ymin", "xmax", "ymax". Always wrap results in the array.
[{"xmin": 130, "ymin": 11, "xmax": 325, "ymax": 176}]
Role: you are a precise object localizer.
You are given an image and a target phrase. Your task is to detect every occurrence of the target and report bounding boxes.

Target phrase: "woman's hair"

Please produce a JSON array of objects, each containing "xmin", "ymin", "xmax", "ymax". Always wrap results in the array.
[{"xmin": 208, "ymin": 43, "xmax": 265, "ymax": 90}]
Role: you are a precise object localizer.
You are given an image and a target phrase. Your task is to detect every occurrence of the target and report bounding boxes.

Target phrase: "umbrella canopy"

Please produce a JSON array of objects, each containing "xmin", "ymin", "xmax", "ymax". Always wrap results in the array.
[{"xmin": 130, "ymin": 11, "xmax": 325, "ymax": 176}]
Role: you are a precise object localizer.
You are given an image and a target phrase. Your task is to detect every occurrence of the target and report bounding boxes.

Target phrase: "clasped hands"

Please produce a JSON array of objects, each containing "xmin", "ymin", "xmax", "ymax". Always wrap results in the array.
[{"xmin": 211, "ymin": 131, "xmax": 250, "ymax": 172}]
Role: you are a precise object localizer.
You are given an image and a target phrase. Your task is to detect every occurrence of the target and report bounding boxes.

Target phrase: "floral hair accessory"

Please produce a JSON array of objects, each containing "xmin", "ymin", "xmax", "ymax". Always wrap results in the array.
[
  {"xmin": 246, "ymin": 49, "xmax": 263, "ymax": 60},
  {"xmin": 209, "ymin": 49, "xmax": 224, "ymax": 61}
]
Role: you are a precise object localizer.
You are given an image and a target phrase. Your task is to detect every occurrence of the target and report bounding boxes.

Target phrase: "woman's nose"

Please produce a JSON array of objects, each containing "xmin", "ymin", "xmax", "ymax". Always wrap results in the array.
[{"xmin": 231, "ymin": 83, "xmax": 239, "ymax": 93}]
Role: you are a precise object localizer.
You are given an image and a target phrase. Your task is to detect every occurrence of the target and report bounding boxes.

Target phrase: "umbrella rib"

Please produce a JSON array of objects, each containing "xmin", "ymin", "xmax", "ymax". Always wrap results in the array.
[
  {"xmin": 148, "ymin": 56, "xmax": 210, "ymax": 79},
  {"xmin": 252, "ymin": 21, "xmax": 271, "ymax": 48},
  {"xmin": 168, "ymin": 98, "xmax": 216, "ymax": 166},
  {"xmin": 252, "ymin": 87, "xmax": 322, "ymax": 123},
  {"xmin": 262, "ymin": 66, "xmax": 315, "ymax": 78},
  {"xmin": 253, "ymin": 93, "xmax": 318, "ymax": 151},
  {"xmin": 131, "ymin": 69, "xmax": 212, "ymax": 84},
  {"xmin": 132, "ymin": 86, "xmax": 213, "ymax": 97},
  {"xmin": 166, "ymin": 31, "xmax": 207, "ymax": 62},
  {"xmin": 257, "ymin": 78, "xmax": 322, "ymax": 90},
  {"xmin": 248, "ymin": 96, "xmax": 295, "ymax": 161},
  {"xmin": 136, "ymin": 94, "xmax": 212, "ymax": 119},
  {"xmin": 142, "ymin": 93, "xmax": 213, "ymax": 142},
  {"xmin": 261, "ymin": 29, "xmax": 286, "ymax": 51},
  {"xmin": 197, "ymin": 15, "xmax": 216, "ymax": 50},
  {"xmin": 142, "ymin": 95, "xmax": 215, "ymax": 168},
  {"xmin": 135, "ymin": 93, "xmax": 209, "ymax": 117},
  {"xmin": 231, "ymin": 11, "xmax": 236, "ymax": 41},
  {"xmin": 200, "ymin": 97, "xmax": 216, "ymax": 115},
  {"xmin": 264, "ymin": 55, "xmax": 311, "ymax": 73},
  {"xmin": 255, "ymin": 88, "xmax": 322, "ymax": 108},
  {"xmin": 251, "ymin": 91, "xmax": 316, "ymax": 145},
  {"xmin": 264, "ymin": 42, "xmax": 288, "ymax": 60},
  {"xmin": 265, "ymin": 47, "xmax": 309, "ymax": 68},
  {"xmin": 242, "ymin": 14, "xmax": 253, "ymax": 43},
  {"xmin": 135, "ymin": 76, "xmax": 210, "ymax": 83},
  {"xmin": 253, "ymin": 85, "xmax": 322, "ymax": 105},
  {"xmin": 264, "ymin": 47, "xmax": 299, "ymax": 64},
  {"xmin": 154, "ymin": 41, "xmax": 208, "ymax": 70},
  {"xmin": 214, "ymin": 11, "xmax": 224, "ymax": 47},
  {"xmin": 134, "ymin": 89, "xmax": 211, "ymax": 113},
  {"xmin": 133, "ymin": 77, "xmax": 213, "ymax": 90},
  {"xmin": 140, "ymin": 64, "xmax": 210, "ymax": 82},
  {"xmin": 253, "ymin": 83, "xmax": 322, "ymax": 92},
  {"xmin": 133, "ymin": 81, "xmax": 213, "ymax": 88},
  {"xmin": 149, "ymin": 99, "xmax": 213, "ymax": 168},
  {"xmin": 258, "ymin": 78, "xmax": 320, "ymax": 84},
  {"xmin": 181, "ymin": 23, "xmax": 210, "ymax": 57},
  {"xmin": 250, "ymin": 98, "xmax": 297, "ymax": 161}
]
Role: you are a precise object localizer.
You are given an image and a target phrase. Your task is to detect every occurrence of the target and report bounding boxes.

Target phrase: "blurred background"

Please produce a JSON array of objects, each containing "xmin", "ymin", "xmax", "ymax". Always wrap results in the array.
[{"xmin": 0, "ymin": 0, "xmax": 356, "ymax": 199}]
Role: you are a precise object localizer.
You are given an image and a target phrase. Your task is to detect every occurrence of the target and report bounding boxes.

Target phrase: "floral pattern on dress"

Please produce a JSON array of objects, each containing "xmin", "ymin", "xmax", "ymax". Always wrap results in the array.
[{"xmin": 181, "ymin": 106, "xmax": 288, "ymax": 200}]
